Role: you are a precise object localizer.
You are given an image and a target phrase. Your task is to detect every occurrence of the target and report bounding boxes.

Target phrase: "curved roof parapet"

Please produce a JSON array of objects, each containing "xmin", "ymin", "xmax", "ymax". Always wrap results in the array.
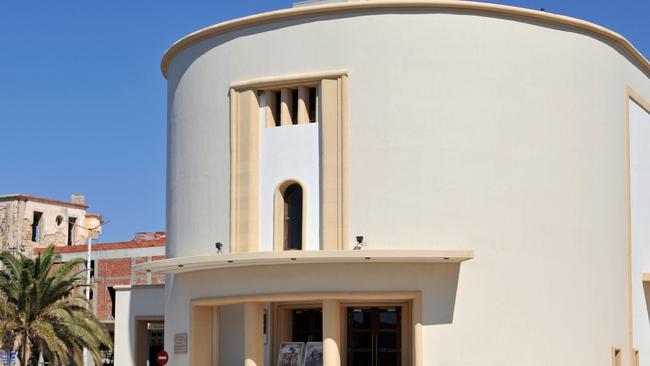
[{"xmin": 160, "ymin": 0, "xmax": 650, "ymax": 78}]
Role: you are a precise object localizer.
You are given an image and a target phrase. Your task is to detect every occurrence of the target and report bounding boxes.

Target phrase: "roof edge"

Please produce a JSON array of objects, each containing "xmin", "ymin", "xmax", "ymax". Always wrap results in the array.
[
  {"xmin": 160, "ymin": 0, "xmax": 650, "ymax": 78},
  {"xmin": 0, "ymin": 194, "xmax": 88, "ymax": 209}
]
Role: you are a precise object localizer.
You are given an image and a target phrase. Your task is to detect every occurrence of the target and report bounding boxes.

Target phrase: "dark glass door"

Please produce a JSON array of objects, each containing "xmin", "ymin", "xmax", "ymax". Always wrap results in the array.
[
  {"xmin": 347, "ymin": 307, "xmax": 401, "ymax": 366},
  {"xmin": 292, "ymin": 308, "xmax": 323, "ymax": 343}
]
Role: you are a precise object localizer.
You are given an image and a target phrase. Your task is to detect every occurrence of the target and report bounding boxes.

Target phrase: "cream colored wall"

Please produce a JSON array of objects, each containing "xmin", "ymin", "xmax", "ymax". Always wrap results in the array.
[
  {"xmin": 164, "ymin": 263, "xmax": 459, "ymax": 366},
  {"xmin": 114, "ymin": 285, "xmax": 165, "ymax": 366},
  {"xmin": 165, "ymin": 6, "xmax": 650, "ymax": 366}
]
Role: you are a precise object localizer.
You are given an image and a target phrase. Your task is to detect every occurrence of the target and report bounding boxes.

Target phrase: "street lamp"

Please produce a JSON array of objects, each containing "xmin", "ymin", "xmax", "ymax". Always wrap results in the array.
[{"xmin": 70, "ymin": 219, "xmax": 109, "ymax": 366}]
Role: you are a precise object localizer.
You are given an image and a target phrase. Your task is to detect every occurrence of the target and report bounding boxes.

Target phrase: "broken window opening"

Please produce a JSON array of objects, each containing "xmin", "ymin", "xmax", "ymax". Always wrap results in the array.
[{"xmin": 31, "ymin": 211, "xmax": 43, "ymax": 242}]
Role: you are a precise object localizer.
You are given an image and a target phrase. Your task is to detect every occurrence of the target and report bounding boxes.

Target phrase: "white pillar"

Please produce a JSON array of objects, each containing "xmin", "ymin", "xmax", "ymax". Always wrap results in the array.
[
  {"xmin": 322, "ymin": 300, "xmax": 341, "ymax": 366},
  {"xmin": 244, "ymin": 302, "xmax": 264, "ymax": 366}
]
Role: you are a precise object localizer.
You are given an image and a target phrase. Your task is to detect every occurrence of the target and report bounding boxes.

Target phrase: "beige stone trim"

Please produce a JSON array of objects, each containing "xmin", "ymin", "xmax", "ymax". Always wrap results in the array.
[
  {"xmin": 643, "ymin": 273, "xmax": 650, "ymax": 282},
  {"xmin": 265, "ymin": 90, "xmax": 277, "ymax": 128},
  {"xmin": 625, "ymin": 86, "xmax": 650, "ymax": 366},
  {"xmin": 273, "ymin": 179, "xmax": 309, "ymax": 251},
  {"xmin": 298, "ymin": 86, "xmax": 310, "ymax": 124},
  {"xmin": 113, "ymin": 284, "xmax": 165, "ymax": 291},
  {"xmin": 191, "ymin": 306, "xmax": 213, "ymax": 366},
  {"xmin": 212, "ymin": 307, "xmax": 221, "ymax": 366},
  {"xmin": 161, "ymin": 1, "xmax": 650, "ymax": 78},
  {"xmin": 280, "ymin": 88, "xmax": 293, "ymax": 126},
  {"xmin": 193, "ymin": 291, "xmax": 421, "ymax": 307},
  {"xmin": 340, "ymin": 75, "xmax": 350, "ymax": 249},
  {"xmin": 230, "ymin": 70, "xmax": 348, "ymax": 90},
  {"xmin": 230, "ymin": 88, "xmax": 261, "ymax": 253},
  {"xmin": 230, "ymin": 88, "xmax": 239, "ymax": 252},
  {"xmin": 613, "ymin": 346, "xmax": 623, "ymax": 366},
  {"xmin": 192, "ymin": 292, "xmax": 422, "ymax": 366},
  {"xmin": 230, "ymin": 71, "xmax": 348, "ymax": 252},
  {"xmin": 244, "ymin": 302, "xmax": 264, "ymax": 366},
  {"xmin": 322, "ymin": 300, "xmax": 341, "ymax": 366},
  {"xmin": 628, "ymin": 86, "xmax": 650, "ymax": 114},
  {"xmin": 320, "ymin": 77, "xmax": 347, "ymax": 250},
  {"xmin": 135, "ymin": 249, "xmax": 474, "ymax": 273}
]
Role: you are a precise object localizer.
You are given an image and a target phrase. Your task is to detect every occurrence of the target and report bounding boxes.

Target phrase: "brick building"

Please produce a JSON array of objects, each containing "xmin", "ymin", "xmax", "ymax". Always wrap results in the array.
[{"xmin": 35, "ymin": 232, "xmax": 166, "ymax": 365}]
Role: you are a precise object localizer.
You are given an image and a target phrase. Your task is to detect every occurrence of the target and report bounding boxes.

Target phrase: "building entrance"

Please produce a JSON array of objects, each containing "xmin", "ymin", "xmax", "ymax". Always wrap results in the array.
[
  {"xmin": 347, "ymin": 307, "xmax": 401, "ymax": 366},
  {"xmin": 292, "ymin": 308, "xmax": 322, "ymax": 342}
]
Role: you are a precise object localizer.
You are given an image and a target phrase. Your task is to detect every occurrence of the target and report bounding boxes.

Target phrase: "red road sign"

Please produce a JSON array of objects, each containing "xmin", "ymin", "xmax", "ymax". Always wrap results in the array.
[{"xmin": 156, "ymin": 350, "xmax": 169, "ymax": 366}]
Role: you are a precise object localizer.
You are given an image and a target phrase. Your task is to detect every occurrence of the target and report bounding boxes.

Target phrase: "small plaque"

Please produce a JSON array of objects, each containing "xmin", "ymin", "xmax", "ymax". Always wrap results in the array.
[{"xmin": 174, "ymin": 333, "xmax": 188, "ymax": 354}]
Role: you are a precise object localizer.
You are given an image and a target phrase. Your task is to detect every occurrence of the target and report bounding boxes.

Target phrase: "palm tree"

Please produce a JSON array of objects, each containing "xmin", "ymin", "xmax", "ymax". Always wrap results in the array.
[{"xmin": 0, "ymin": 245, "xmax": 112, "ymax": 365}]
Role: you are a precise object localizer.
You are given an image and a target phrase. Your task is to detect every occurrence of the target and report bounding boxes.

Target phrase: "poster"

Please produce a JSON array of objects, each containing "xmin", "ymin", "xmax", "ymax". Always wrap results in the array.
[
  {"xmin": 276, "ymin": 342, "xmax": 304, "ymax": 366},
  {"xmin": 303, "ymin": 342, "xmax": 323, "ymax": 366}
]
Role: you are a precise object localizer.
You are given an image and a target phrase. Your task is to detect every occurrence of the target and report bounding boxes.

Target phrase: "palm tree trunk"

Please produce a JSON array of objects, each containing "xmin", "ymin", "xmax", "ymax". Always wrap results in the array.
[{"xmin": 28, "ymin": 343, "xmax": 40, "ymax": 366}]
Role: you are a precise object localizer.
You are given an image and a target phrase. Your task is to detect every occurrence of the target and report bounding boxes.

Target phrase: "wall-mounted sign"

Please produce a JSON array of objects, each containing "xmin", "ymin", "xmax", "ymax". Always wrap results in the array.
[
  {"xmin": 174, "ymin": 333, "xmax": 188, "ymax": 354},
  {"xmin": 156, "ymin": 350, "xmax": 169, "ymax": 366}
]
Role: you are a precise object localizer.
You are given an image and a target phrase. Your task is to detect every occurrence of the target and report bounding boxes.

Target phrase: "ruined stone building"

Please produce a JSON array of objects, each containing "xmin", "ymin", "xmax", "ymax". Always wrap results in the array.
[{"xmin": 0, "ymin": 194, "xmax": 102, "ymax": 255}]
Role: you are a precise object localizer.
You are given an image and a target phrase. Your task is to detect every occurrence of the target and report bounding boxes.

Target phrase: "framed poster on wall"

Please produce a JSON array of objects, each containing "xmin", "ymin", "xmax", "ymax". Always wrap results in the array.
[
  {"xmin": 303, "ymin": 342, "xmax": 323, "ymax": 366},
  {"xmin": 277, "ymin": 342, "xmax": 304, "ymax": 366}
]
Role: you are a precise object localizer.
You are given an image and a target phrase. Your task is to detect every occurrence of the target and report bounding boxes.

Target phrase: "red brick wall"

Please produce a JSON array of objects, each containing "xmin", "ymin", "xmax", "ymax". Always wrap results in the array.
[
  {"xmin": 46, "ymin": 238, "xmax": 166, "ymax": 322},
  {"xmin": 92, "ymin": 254, "xmax": 166, "ymax": 321}
]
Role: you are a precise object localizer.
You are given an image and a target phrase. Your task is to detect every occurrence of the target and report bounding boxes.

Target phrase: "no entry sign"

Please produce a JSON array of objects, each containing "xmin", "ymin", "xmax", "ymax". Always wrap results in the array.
[{"xmin": 156, "ymin": 350, "xmax": 169, "ymax": 366}]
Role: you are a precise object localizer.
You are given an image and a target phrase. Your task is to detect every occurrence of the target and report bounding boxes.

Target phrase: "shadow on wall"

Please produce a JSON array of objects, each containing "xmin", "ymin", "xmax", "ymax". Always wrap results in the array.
[{"xmin": 424, "ymin": 263, "xmax": 461, "ymax": 325}]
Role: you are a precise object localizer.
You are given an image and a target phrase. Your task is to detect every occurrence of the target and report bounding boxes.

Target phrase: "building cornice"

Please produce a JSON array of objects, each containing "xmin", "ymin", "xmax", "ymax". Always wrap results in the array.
[
  {"xmin": 134, "ymin": 249, "xmax": 474, "ymax": 274},
  {"xmin": 160, "ymin": 0, "xmax": 650, "ymax": 78}
]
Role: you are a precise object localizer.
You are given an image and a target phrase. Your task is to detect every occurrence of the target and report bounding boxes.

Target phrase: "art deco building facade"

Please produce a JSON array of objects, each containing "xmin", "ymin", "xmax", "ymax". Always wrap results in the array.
[{"xmin": 138, "ymin": 1, "xmax": 650, "ymax": 365}]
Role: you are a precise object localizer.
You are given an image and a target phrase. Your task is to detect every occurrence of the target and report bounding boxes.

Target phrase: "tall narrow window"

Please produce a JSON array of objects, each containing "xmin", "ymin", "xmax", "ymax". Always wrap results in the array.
[
  {"xmin": 291, "ymin": 89, "xmax": 299, "ymax": 124},
  {"xmin": 31, "ymin": 211, "xmax": 43, "ymax": 242},
  {"xmin": 283, "ymin": 184, "xmax": 303, "ymax": 250},
  {"xmin": 308, "ymin": 87, "xmax": 317, "ymax": 123},
  {"xmin": 68, "ymin": 217, "xmax": 77, "ymax": 245},
  {"xmin": 274, "ymin": 91, "xmax": 282, "ymax": 127}
]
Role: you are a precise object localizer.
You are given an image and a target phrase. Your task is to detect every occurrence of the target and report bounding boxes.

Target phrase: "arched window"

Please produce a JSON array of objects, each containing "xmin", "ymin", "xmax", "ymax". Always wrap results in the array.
[{"xmin": 283, "ymin": 184, "xmax": 303, "ymax": 250}]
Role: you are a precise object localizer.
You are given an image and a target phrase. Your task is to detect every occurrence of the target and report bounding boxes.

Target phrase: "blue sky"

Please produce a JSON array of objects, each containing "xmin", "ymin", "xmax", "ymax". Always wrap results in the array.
[{"xmin": 1, "ymin": 0, "xmax": 648, "ymax": 243}]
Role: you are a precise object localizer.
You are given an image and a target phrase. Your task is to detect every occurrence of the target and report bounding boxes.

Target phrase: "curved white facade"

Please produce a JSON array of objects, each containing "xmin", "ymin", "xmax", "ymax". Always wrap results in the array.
[{"xmin": 154, "ymin": 2, "xmax": 650, "ymax": 365}]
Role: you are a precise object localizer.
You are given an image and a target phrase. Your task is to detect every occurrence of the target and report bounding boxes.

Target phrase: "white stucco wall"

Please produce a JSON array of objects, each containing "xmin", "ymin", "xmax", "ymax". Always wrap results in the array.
[
  {"xmin": 164, "ymin": 5, "xmax": 650, "ymax": 366},
  {"xmin": 260, "ymin": 122, "xmax": 320, "ymax": 251},
  {"xmin": 631, "ymin": 99, "xmax": 650, "ymax": 364},
  {"xmin": 114, "ymin": 285, "xmax": 165, "ymax": 366}
]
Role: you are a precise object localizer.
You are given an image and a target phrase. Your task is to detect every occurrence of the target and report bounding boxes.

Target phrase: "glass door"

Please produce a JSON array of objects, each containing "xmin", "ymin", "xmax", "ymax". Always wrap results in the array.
[
  {"xmin": 347, "ymin": 307, "xmax": 401, "ymax": 366},
  {"xmin": 292, "ymin": 308, "xmax": 323, "ymax": 343}
]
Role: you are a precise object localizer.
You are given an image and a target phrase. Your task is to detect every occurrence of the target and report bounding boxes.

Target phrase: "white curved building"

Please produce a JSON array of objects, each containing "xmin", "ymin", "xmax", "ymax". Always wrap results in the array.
[{"xmin": 138, "ymin": 1, "xmax": 650, "ymax": 365}]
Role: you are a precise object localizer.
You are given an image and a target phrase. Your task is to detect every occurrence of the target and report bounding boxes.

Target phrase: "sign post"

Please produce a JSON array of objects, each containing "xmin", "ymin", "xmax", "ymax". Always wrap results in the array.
[{"xmin": 156, "ymin": 350, "xmax": 169, "ymax": 366}]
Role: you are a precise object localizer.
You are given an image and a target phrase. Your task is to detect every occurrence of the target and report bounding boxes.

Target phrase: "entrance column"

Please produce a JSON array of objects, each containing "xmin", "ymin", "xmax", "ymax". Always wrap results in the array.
[
  {"xmin": 322, "ymin": 300, "xmax": 341, "ymax": 366},
  {"xmin": 244, "ymin": 302, "xmax": 264, "ymax": 366}
]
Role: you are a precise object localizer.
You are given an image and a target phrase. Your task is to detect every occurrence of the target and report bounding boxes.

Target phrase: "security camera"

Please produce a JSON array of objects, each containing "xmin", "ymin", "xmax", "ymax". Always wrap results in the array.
[
  {"xmin": 215, "ymin": 242, "xmax": 223, "ymax": 253},
  {"xmin": 356, "ymin": 236, "xmax": 364, "ymax": 244}
]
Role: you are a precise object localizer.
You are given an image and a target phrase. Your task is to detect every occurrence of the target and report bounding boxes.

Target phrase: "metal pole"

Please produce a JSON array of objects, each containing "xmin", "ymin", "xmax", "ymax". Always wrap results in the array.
[{"xmin": 83, "ymin": 234, "xmax": 92, "ymax": 366}]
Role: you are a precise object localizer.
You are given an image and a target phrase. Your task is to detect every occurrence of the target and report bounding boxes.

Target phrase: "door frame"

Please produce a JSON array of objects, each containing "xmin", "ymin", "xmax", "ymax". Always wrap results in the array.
[{"xmin": 341, "ymin": 301, "xmax": 411, "ymax": 366}]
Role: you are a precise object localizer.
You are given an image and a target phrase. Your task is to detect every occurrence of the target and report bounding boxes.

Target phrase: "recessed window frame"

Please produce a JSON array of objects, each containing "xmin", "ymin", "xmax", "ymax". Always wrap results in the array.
[
  {"xmin": 273, "ymin": 180, "xmax": 308, "ymax": 251},
  {"xmin": 229, "ymin": 71, "xmax": 349, "ymax": 253},
  {"xmin": 259, "ymin": 83, "xmax": 319, "ymax": 128}
]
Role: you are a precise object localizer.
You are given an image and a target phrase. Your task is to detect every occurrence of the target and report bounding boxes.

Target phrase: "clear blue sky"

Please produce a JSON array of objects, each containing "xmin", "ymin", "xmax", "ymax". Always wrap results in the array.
[{"xmin": 1, "ymin": 0, "xmax": 648, "ymax": 243}]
